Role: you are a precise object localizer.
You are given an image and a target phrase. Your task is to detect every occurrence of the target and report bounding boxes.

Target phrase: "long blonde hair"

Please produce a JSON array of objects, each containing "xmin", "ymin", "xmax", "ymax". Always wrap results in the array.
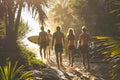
[
  {"xmin": 67, "ymin": 28, "xmax": 75, "ymax": 40},
  {"xmin": 67, "ymin": 28, "xmax": 75, "ymax": 36}
]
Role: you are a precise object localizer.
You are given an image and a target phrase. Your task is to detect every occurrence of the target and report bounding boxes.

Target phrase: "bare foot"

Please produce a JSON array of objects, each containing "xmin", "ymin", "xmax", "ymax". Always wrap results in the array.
[
  {"xmin": 60, "ymin": 65, "xmax": 66, "ymax": 70},
  {"xmin": 68, "ymin": 64, "xmax": 71, "ymax": 67},
  {"xmin": 58, "ymin": 66, "xmax": 60, "ymax": 70},
  {"xmin": 70, "ymin": 64, "xmax": 73, "ymax": 67}
]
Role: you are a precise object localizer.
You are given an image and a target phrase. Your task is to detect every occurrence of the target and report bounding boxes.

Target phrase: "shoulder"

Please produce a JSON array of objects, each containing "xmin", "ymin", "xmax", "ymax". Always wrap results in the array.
[
  {"xmin": 53, "ymin": 32, "xmax": 57, "ymax": 36},
  {"xmin": 53, "ymin": 32, "xmax": 57, "ymax": 34},
  {"xmin": 60, "ymin": 32, "xmax": 64, "ymax": 36},
  {"xmin": 39, "ymin": 32, "xmax": 42, "ymax": 35},
  {"xmin": 45, "ymin": 32, "xmax": 48, "ymax": 35},
  {"xmin": 43, "ymin": 31, "xmax": 47, "ymax": 34}
]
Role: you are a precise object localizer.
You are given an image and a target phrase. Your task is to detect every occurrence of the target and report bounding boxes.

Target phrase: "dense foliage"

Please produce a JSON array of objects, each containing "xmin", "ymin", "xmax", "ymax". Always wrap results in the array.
[
  {"xmin": 0, "ymin": 0, "xmax": 120, "ymax": 79},
  {"xmin": 50, "ymin": 0, "xmax": 120, "ymax": 79},
  {"xmin": 95, "ymin": 36, "xmax": 120, "ymax": 79},
  {"xmin": 0, "ymin": 0, "xmax": 48, "ymax": 50},
  {"xmin": 0, "ymin": 60, "xmax": 33, "ymax": 80}
]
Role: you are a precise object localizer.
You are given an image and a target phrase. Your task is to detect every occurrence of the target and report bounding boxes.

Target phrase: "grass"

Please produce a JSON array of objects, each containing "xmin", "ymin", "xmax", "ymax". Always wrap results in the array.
[{"xmin": 19, "ymin": 45, "xmax": 46, "ymax": 69}]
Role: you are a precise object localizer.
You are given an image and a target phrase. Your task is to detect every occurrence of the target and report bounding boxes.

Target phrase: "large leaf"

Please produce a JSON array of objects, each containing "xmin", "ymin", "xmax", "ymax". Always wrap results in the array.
[
  {"xmin": 95, "ymin": 36, "xmax": 120, "ymax": 79},
  {"xmin": 0, "ymin": 60, "xmax": 33, "ymax": 80}
]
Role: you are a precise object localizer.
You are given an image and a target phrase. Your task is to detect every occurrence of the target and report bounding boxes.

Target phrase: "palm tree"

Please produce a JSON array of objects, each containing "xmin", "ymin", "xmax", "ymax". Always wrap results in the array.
[
  {"xmin": 95, "ymin": 36, "xmax": 120, "ymax": 80},
  {"xmin": 50, "ymin": 0, "xmax": 73, "ymax": 32},
  {"xmin": 0, "ymin": 0, "xmax": 48, "ymax": 50},
  {"xmin": 109, "ymin": 0, "xmax": 120, "ymax": 35}
]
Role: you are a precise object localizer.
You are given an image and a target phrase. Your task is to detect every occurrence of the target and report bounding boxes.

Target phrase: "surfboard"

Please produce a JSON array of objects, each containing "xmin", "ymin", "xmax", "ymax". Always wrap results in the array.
[{"xmin": 28, "ymin": 35, "xmax": 39, "ymax": 44}]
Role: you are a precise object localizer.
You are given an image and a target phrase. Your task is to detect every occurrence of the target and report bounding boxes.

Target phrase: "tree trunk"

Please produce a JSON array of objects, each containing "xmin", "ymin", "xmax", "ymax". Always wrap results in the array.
[
  {"xmin": 5, "ymin": 5, "xmax": 16, "ymax": 51},
  {"xmin": 5, "ymin": 1, "xmax": 23, "ymax": 51}
]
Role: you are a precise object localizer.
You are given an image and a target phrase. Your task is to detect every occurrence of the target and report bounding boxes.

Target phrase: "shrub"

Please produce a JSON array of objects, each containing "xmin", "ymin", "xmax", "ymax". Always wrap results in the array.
[
  {"xmin": 0, "ymin": 59, "xmax": 33, "ymax": 80},
  {"xmin": 95, "ymin": 36, "xmax": 120, "ymax": 79}
]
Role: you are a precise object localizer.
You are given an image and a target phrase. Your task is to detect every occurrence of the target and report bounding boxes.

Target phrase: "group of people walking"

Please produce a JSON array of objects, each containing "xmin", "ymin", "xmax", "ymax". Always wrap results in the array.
[{"xmin": 38, "ymin": 25, "xmax": 91, "ymax": 70}]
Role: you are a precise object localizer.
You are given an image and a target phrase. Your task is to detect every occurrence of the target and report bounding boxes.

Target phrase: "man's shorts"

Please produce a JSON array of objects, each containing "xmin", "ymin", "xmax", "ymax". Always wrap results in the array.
[
  {"xmin": 80, "ymin": 45, "xmax": 89, "ymax": 53},
  {"xmin": 55, "ymin": 43, "xmax": 63, "ymax": 53},
  {"xmin": 40, "ymin": 41, "xmax": 47, "ymax": 49}
]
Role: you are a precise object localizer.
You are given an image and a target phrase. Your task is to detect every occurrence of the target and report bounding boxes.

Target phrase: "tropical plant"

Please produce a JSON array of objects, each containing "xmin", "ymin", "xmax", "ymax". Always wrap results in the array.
[
  {"xmin": 18, "ymin": 20, "xmax": 29, "ymax": 39},
  {"xmin": 109, "ymin": 0, "xmax": 120, "ymax": 17},
  {"xmin": 0, "ymin": 60, "xmax": 33, "ymax": 80},
  {"xmin": 69, "ymin": 0, "xmax": 119, "ymax": 36},
  {"xmin": 0, "ymin": 0, "xmax": 48, "ymax": 50},
  {"xmin": 19, "ymin": 45, "xmax": 46, "ymax": 68},
  {"xmin": 0, "ymin": 21, "xmax": 5, "ymax": 37},
  {"xmin": 109, "ymin": 0, "xmax": 120, "ymax": 36},
  {"xmin": 95, "ymin": 36, "xmax": 120, "ymax": 80},
  {"xmin": 50, "ymin": 0, "xmax": 74, "ymax": 32}
]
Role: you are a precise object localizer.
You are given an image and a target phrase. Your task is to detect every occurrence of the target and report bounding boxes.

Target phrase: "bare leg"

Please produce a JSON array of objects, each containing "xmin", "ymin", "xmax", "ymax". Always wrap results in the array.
[
  {"xmin": 60, "ymin": 53, "xmax": 62, "ymax": 67},
  {"xmin": 71, "ymin": 50, "xmax": 74, "ymax": 67},
  {"xmin": 44, "ymin": 46, "xmax": 47, "ymax": 61},
  {"xmin": 46, "ymin": 46, "xmax": 49, "ymax": 62},
  {"xmin": 56, "ymin": 53, "xmax": 60, "ymax": 69},
  {"xmin": 40, "ymin": 47, "xmax": 43, "ymax": 60},
  {"xmin": 82, "ymin": 53, "xmax": 86, "ymax": 69},
  {"xmin": 68, "ymin": 50, "xmax": 71, "ymax": 66},
  {"xmin": 60, "ymin": 52, "xmax": 65, "ymax": 70},
  {"xmin": 84, "ymin": 53, "xmax": 89, "ymax": 70},
  {"xmin": 48, "ymin": 46, "xmax": 50, "ymax": 61},
  {"xmin": 86, "ymin": 53, "xmax": 90, "ymax": 70},
  {"xmin": 69, "ymin": 50, "xmax": 72, "ymax": 67}
]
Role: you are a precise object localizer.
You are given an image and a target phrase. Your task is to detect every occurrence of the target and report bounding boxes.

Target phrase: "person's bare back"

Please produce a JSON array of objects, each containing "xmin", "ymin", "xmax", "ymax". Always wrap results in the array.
[
  {"xmin": 38, "ymin": 26, "xmax": 48, "ymax": 61},
  {"xmin": 80, "ymin": 32, "xmax": 90, "ymax": 46},
  {"xmin": 51, "ymin": 26, "xmax": 65, "ymax": 69},
  {"xmin": 39, "ymin": 31, "xmax": 48, "ymax": 44},
  {"xmin": 67, "ymin": 35, "xmax": 75, "ymax": 46},
  {"xmin": 79, "ymin": 26, "xmax": 91, "ymax": 70},
  {"xmin": 53, "ymin": 31, "xmax": 64, "ymax": 44}
]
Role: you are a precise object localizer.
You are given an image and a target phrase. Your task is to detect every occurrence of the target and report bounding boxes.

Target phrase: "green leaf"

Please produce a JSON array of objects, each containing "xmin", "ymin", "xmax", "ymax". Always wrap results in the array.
[
  {"xmin": 109, "ymin": 8, "xmax": 120, "ymax": 14},
  {"xmin": 117, "ymin": 13, "xmax": 120, "ymax": 17},
  {"xmin": 18, "ymin": 71, "xmax": 33, "ymax": 80}
]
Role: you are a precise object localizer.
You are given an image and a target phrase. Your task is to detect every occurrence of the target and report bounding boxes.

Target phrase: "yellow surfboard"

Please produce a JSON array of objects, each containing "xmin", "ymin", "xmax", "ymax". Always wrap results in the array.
[{"xmin": 28, "ymin": 35, "xmax": 39, "ymax": 44}]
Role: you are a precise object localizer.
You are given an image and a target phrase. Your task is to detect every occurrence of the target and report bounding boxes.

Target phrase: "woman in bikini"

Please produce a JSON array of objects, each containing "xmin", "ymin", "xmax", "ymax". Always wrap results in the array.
[{"xmin": 67, "ymin": 28, "xmax": 76, "ymax": 67}]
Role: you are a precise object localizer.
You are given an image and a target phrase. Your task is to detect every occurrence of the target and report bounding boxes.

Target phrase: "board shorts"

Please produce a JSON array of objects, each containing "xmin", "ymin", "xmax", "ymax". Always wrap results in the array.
[
  {"xmin": 80, "ymin": 45, "xmax": 89, "ymax": 53},
  {"xmin": 55, "ymin": 43, "xmax": 63, "ymax": 53},
  {"xmin": 40, "ymin": 41, "xmax": 48, "ymax": 49},
  {"xmin": 68, "ymin": 45, "xmax": 75, "ymax": 50}
]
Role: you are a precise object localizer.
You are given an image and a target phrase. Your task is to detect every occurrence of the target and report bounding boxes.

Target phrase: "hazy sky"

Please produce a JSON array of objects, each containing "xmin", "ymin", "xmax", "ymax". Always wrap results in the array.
[{"xmin": 21, "ymin": 8, "xmax": 40, "ymax": 37}]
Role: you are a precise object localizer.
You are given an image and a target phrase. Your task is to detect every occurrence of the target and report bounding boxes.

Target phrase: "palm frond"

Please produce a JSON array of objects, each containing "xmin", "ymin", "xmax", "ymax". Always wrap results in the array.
[
  {"xmin": 95, "ymin": 36, "xmax": 120, "ymax": 79},
  {"xmin": 110, "ymin": 8, "xmax": 120, "ymax": 14},
  {"xmin": 0, "ymin": 60, "xmax": 33, "ymax": 80}
]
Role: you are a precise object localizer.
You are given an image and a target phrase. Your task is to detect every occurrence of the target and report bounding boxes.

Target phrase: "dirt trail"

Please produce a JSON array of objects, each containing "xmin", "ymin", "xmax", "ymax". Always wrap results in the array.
[
  {"xmin": 23, "ymin": 39, "xmax": 110, "ymax": 80},
  {"xmin": 31, "ymin": 48, "xmax": 110, "ymax": 80}
]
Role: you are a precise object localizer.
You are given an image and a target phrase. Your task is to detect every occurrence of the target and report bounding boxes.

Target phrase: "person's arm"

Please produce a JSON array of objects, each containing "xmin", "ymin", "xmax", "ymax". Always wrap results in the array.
[
  {"xmin": 51, "ymin": 34, "xmax": 54, "ymax": 50},
  {"xmin": 66, "ymin": 36, "xmax": 68, "ymax": 45},
  {"xmin": 62, "ymin": 33, "xmax": 65, "ymax": 48},
  {"xmin": 46, "ymin": 32, "xmax": 49, "ymax": 44},
  {"xmin": 79, "ymin": 34, "xmax": 81, "ymax": 45}
]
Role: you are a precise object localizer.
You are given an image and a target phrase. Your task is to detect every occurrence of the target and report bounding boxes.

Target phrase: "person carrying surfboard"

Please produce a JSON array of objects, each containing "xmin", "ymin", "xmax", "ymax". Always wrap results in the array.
[{"xmin": 38, "ymin": 26, "xmax": 49, "ymax": 62}]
